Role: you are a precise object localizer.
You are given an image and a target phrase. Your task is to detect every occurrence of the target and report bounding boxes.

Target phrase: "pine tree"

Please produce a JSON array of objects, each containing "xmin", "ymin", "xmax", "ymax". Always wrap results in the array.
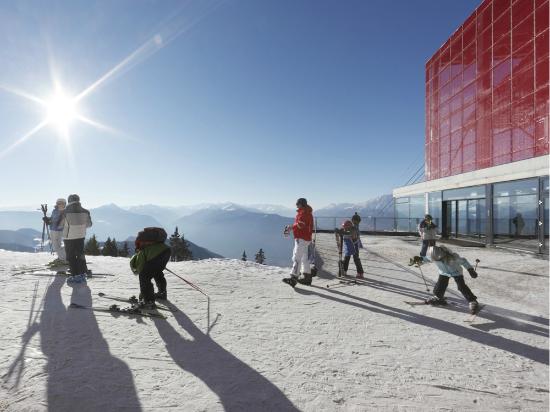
[
  {"xmin": 169, "ymin": 227, "xmax": 193, "ymax": 262},
  {"xmin": 255, "ymin": 248, "xmax": 265, "ymax": 264},
  {"xmin": 84, "ymin": 234, "xmax": 100, "ymax": 256},
  {"xmin": 242, "ymin": 250, "xmax": 247, "ymax": 261},
  {"xmin": 102, "ymin": 237, "xmax": 119, "ymax": 257},
  {"xmin": 118, "ymin": 241, "xmax": 130, "ymax": 258}
]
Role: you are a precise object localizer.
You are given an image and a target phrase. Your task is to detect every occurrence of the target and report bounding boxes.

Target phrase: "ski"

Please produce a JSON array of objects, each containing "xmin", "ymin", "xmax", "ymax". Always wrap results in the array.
[
  {"xmin": 404, "ymin": 300, "xmax": 460, "ymax": 307},
  {"xmin": 68, "ymin": 302, "xmax": 167, "ymax": 319},
  {"xmin": 326, "ymin": 280, "xmax": 356, "ymax": 288},
  {"xmin": 96, "ymin": 293, "xmax": 176, "ymax": 312},
  {"xmin": 464, "ymin": 304, "xmax": 485, "ymax": 323}
]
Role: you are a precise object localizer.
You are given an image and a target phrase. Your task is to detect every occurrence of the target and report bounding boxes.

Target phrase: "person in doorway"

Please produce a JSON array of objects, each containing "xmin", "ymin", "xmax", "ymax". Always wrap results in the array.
[
  {"xmin": 417, "ymin": 214, "xmax": 438, "ymax": 257},
  {"xmin": 63, "ymin": 194, "xmax": 92, "ymax": 283},
  {"xmin": 45, "ymin": 198, "xmax": 67, "ymax": 266},
  {"xmin": 341, "ymin": 220, "xmax": 365, "ymax": 279},
  {"xmin": 283, "ymin": 198, "xmax": 314, "ymax": 287},
  {"xmin": 412, "ymin": 245, "xmax": 480, "ymax": 314}
]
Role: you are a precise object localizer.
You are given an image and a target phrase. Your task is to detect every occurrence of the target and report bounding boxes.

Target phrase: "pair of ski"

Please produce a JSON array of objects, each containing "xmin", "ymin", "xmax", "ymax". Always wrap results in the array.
[
  {"xmin": 404, "ymin": 300, "xmax": 485, "ymax": 322},
  {"xmin": 69, "ymin": 293, "xmax": 175, "ymax": 319},
  {"xmin": 325, "ymin": 274, "xmax": 368, "ymax": 289}
]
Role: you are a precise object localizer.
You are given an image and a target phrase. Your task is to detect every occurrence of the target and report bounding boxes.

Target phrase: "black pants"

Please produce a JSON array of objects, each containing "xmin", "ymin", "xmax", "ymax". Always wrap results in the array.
[
  {"xmin": 64, "ymin": 238, "xmax": 88, "ymax": 275},
  {"xmin": 420, "ymin": 240, "xmax": 436, "ymax": 257},
  {"xmin": 343, "ymin": 252, "xmax": 364, "ymax": 274},
  {"xmin": 139, "ymin": 249, "xmax": 171, "ymax": 303},
  {"xmin": 433, "ymin": 275, "xmax": 477, "ymax": 302}
]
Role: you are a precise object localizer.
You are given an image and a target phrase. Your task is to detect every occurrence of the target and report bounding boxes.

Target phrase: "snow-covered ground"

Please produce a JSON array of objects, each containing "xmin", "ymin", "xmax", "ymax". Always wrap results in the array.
[{"xmin": 0, "ymin": 234, "xmax": 548, "ymax": 411}]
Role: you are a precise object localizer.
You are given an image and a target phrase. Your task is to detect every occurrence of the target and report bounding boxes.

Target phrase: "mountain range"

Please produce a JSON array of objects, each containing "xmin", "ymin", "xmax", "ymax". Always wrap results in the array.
[{"xmin": 0, "ymin": 195, "xmax": 394, "ymax": 265}]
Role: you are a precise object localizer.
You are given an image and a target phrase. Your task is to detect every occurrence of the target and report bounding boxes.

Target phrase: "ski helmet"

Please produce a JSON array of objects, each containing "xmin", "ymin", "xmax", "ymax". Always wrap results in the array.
[
  {"xmin": 68, "ymin": 194, "xmax": 80, "ymax": 203},
  {"xmin": 296, "ymin": 198, "xmax": 308, "ymax": 208},
  {"xmin": 429, "ymin": 246, "xmax": 446, "ymax": 261},
  {"xmin": 342, "ymin": 220, "xmax": 353, "ymax": 229}
]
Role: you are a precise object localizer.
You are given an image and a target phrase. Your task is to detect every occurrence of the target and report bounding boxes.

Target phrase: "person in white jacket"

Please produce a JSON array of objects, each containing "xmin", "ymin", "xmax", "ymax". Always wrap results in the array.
[
  {"xmin": 413, "ymin": 245, "xmax": 480, "ymax": 314},
  {"xmin": 63, "ymin": 194, "xmax": 92, "ymax": 283}
]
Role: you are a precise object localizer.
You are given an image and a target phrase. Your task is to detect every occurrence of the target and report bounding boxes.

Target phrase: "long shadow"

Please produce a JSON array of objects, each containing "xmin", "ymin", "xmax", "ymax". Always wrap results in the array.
[
  {"xmin": 295, "ymin": 286, "xmax": 549, "ymax": 365},
  {"xmin": 39, "ymin": 276, "xmax": 142, "ymax": 411},
  {"xmin": 153, "ymin": 302, "xmax": 299, "ymax": 412},
  {"xmin": 478, "ymin": 265, "xmax": 549, "ymax": 278}
]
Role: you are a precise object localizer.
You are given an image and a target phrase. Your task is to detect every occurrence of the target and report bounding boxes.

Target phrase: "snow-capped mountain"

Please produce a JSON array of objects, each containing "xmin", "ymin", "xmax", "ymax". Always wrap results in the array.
[{"xmin": 315, "ymin": 194, "xmax": 394, "ymax": 217}]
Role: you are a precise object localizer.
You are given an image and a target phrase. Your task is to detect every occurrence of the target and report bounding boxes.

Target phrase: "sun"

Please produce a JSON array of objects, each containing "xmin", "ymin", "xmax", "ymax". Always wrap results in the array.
[{"xmin": 45, "ymin": 91, "xmax": 78, "ymax": 134}]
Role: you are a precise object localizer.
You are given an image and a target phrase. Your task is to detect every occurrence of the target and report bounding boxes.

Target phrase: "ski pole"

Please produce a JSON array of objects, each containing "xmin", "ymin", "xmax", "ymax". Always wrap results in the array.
[
  {"xmin": 165, "ymin": 267, "xmax": 209, "ymax": 297},
  {"xmin": 474, "ymin": 259, "xmax": 480, "ymax": 270},
  {"xmin": 416, "ymin": 263, "xmax": 430, "ymax": 292}
]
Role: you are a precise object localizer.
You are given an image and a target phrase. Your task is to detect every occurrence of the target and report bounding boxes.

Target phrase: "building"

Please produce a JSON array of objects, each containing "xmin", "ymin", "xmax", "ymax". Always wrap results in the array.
[{"xmin": 393, "ymin": 0, "xmax": 549, "ymax": 254}]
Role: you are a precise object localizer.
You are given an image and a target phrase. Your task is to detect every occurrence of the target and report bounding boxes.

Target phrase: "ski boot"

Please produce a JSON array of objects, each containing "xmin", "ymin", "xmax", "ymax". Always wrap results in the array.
[
  {"xmin": 135, "ymin": 301, "xmax": 157, "ymax": 310},
  {"xmin": 469, "ymin": 300, "xmax": 480, "ymax": 315},
  {"xmin": 297, "ymin": 273, "xmax": 312, "ymax": 286},
  {"xmin": 67, "ymin": 273, "xmax": 87, "ymax": 284},
  {"xmin": 425, "ymin": 296, "xmax": 447, "ymax": 305},
  {"xmin": 311, "ymin": 266, "xmax": 318, "ymax": 277},
  {"xmin": 282, "ymin": 275, "xmax": 298, "ymax": 288},
  {"xmin": 128, "ymin": 295, "xmax": 139, "ymax": 304},
  {"xmin": 356, "ymin": 272, "xmax": 365, "ymax": 279},
  {"xmin": 154, "ymin": 291, "xmax": 167, "ymax": 300}
]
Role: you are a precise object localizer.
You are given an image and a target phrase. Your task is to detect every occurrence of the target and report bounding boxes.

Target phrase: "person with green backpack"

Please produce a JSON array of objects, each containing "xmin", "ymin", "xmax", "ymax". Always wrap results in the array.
[{"xmin": 130, "ymin": 227, "xmax": 171, "ymax": 309}]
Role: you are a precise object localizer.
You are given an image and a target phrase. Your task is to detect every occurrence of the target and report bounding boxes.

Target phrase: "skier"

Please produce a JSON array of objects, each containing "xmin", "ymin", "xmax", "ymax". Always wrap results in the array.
[
  {"xmin": 130, "ymin": 227, "xmax": 171, "ymax": 308},
  {"xmin": 341, "ymin": 220, "xmax": 365, "ymax": 279},
  {"xmin": 412, "ymin": 245, "xmax": 480, "ymax": 314},
  {"xmin": 44, "ymin": 198, "xmax": 67, "ymax": 266},
  {"xmin": 63, "ymin": 194, "xmax": 92, "ymax": 283},
  {"xmin": 417, "ymin": 214, "xmax": 438, "ymax": 258},
  {"xmin": 283, "ymin": 198, "xmax": 314, "ymax": 287}
]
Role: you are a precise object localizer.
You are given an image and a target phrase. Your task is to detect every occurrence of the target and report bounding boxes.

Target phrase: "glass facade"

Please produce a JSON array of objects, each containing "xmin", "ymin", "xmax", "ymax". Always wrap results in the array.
[
  {"xmin": 396, "ymin": 176, "xmax": 548, "ymax": 253},
  {"xmin": 425, "ymin": 0, "xmax": 549, "ymax": 180}
]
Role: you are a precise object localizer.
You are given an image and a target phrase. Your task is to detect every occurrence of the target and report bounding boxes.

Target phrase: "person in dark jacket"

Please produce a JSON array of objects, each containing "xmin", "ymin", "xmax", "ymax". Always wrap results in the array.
[
  {"xmin": 417, "ymin": 214, "xmax": 438, "ymax": 257},
  {"xmin": 130, "ymin": 237, "xmax": 171, "ymax": 309},
  {"xmin": 341, "ymin": 220, "xmax": 365, "ymax": 279},
  {"xmin": 63, "ymin": 194, "xmax": 92, "ymax": 283}
]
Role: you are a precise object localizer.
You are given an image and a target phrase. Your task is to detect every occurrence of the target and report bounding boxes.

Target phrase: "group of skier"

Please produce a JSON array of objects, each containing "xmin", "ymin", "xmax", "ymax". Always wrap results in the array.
[
  {"xmin": 43, "ymin": 194, "xmax": 92, "ymax": 283},
  {"xmin": 282, "ymin": 199, "xmax": 481, "ymax": 315},
  {"xmin": 44, "ymin": 195, "xmax": 481, "ymax": 315}
]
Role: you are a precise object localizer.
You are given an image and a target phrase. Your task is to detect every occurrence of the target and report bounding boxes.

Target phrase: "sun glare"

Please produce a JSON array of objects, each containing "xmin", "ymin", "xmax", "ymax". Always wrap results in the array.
[{"xmin": 46, "ymin": 92, "xmax": 78, "ymax": 134}]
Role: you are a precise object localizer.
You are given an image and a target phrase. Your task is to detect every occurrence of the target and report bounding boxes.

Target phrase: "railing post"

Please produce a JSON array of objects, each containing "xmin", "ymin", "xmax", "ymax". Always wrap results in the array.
[{"xmin": 373, "ymin": 217, "xmax": 377, "ymax": 232}]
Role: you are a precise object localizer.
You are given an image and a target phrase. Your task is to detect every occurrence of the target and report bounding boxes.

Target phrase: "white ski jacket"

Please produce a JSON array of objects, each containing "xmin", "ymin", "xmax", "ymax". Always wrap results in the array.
[{"xmin": 63, "ymin": 202, "xmax": 92, "ymax": 240}]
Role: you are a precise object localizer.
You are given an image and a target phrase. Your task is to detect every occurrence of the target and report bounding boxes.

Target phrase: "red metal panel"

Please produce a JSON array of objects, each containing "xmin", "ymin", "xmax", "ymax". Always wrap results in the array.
[{"xmin": 424, "ymin": 0, "xmax": 548, "ymax": 181}]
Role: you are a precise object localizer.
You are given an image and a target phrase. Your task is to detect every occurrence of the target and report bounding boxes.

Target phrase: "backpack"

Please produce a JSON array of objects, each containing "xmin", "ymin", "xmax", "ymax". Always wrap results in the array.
[{"xmin": 136, "ymin": 227, "xmax": 167, "ymax": 244}]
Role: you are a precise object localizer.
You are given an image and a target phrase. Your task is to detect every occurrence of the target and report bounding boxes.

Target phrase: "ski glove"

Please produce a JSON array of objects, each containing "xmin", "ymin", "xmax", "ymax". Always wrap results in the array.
[
  {"xmin": 412, "ymin": 256, "xmax": 423, "ymax": 265},
  {"xmin": 468, "ymin": 268, "xmax": 478, "ymax": 278},
  {"xmin": 42, "ymin": 217, "xmax": 51, "ymax": 225}
]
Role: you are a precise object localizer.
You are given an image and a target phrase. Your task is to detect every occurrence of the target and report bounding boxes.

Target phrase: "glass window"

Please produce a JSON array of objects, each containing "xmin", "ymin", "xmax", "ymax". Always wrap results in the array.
[
  {"xmin": 409, "ymin": 195, "xmax": 426, "ymax": 219},
  {"xmin": 395, "ymin": 197, "xmax": 409, "ymax": 204},
  {"xmin": 443, "ymin": 185, "xmax": 486, "ymax": 200},
  {"xmin": 428, "ymin": 191, "xmax": 442, "ymax": 231},
  {"xmin": 494, "ymin": 178, "xmax": 539, "ymax": 197}
]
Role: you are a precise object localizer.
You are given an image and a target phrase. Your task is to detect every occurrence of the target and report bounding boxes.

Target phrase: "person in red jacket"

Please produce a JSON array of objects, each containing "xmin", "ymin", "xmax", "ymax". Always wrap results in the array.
[{"xmin": 283, "ymin": 198, "xmax": 314, "ymax": 287}]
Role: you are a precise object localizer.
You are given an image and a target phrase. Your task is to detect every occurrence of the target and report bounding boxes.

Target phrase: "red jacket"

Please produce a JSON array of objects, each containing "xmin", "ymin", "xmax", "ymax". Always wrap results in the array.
[{"xmin": 292, "ymin": 205, "xmax": 314, "ymax": 241}]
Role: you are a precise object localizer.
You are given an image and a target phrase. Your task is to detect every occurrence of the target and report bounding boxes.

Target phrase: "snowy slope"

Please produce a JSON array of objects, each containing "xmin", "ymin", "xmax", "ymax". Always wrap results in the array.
[{"xmin": 0, "ymin": 235, "xmax": 548, "ymax": 411}]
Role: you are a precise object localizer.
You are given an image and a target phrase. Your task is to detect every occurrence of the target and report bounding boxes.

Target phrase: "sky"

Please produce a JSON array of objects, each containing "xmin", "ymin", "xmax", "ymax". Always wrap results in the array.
[{"xmin": 0, "ymin": 0, "xmax": 481, "ymax": 209}]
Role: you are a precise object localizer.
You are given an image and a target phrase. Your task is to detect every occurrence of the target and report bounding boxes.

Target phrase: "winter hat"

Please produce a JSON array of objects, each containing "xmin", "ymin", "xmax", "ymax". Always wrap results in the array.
[
  {"xmin": 68, "ymin": 194, "xmax": 80, "ymax": 203},
  {"xmin": 342, "ymin": 220, "xmax": 353, "ymax": 229},
  {"xmin": 296, "ymin": 198, "xmax": 308, "ymax": 208},
  {"xmin": 56, "ymin": 198, "xmax": 66, "ymax": 206},
  {"xmin": 425, "ymin": 214, "xmax": 433, "ymax": 220}
]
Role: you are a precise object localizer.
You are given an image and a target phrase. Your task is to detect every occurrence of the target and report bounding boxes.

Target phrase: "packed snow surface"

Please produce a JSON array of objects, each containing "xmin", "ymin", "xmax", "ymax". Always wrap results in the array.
[{"xmin": 0, "ymin": 234, "xmax": 548, "ymax": 411}]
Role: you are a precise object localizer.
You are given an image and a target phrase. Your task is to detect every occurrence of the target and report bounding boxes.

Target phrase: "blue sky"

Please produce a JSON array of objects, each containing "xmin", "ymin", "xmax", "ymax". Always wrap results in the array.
[{"xmin": 0, "ymin": 0, "xmax": 480, "ymax": 209}]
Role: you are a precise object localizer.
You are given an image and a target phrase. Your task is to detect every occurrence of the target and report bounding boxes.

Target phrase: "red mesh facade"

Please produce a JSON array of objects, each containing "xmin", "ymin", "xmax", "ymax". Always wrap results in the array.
[{"xmin": 425, "ymin": 0, "xmax": 549, "ymax": 180}]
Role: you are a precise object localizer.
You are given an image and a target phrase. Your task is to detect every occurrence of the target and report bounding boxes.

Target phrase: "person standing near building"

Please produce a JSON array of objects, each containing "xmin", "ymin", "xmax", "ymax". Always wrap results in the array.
[
  {"xmin": 412, "ymin": 245, "xmax": 480, "ymax": 314},
  {"xmin": 418, "ymin": 214, "xmax": 438, "ymax": 257},
  {"xmin": 46, "ymin": 198, "xmax": 67, "ymax": 266},
  {"xmin": 341, "ymin": 220, "xmax": 365, "ymax": 279},
  {"xmin": 352, "ymin": 212, "xmax": 361, "ymax": 228},
  {"xmin": 63, "ymin": 194, "xmax": 92, "ymax": 283},
  {"xmin": 283, "ymin": 198, "xmax": 314, "ymax": 287}
]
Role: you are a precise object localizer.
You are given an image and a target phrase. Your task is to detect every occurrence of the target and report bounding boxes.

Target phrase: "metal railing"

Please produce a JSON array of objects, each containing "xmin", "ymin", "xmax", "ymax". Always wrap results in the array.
[{"xmin": 314, "ymin": 216, "xmax": 425, "ymax": 233}]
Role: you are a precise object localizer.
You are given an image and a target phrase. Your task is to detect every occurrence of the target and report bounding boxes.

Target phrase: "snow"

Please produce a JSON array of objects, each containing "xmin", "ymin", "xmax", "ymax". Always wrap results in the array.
[{"xmin": 0, "ymin": 234, "xmax": 548, "ymax": 411}]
